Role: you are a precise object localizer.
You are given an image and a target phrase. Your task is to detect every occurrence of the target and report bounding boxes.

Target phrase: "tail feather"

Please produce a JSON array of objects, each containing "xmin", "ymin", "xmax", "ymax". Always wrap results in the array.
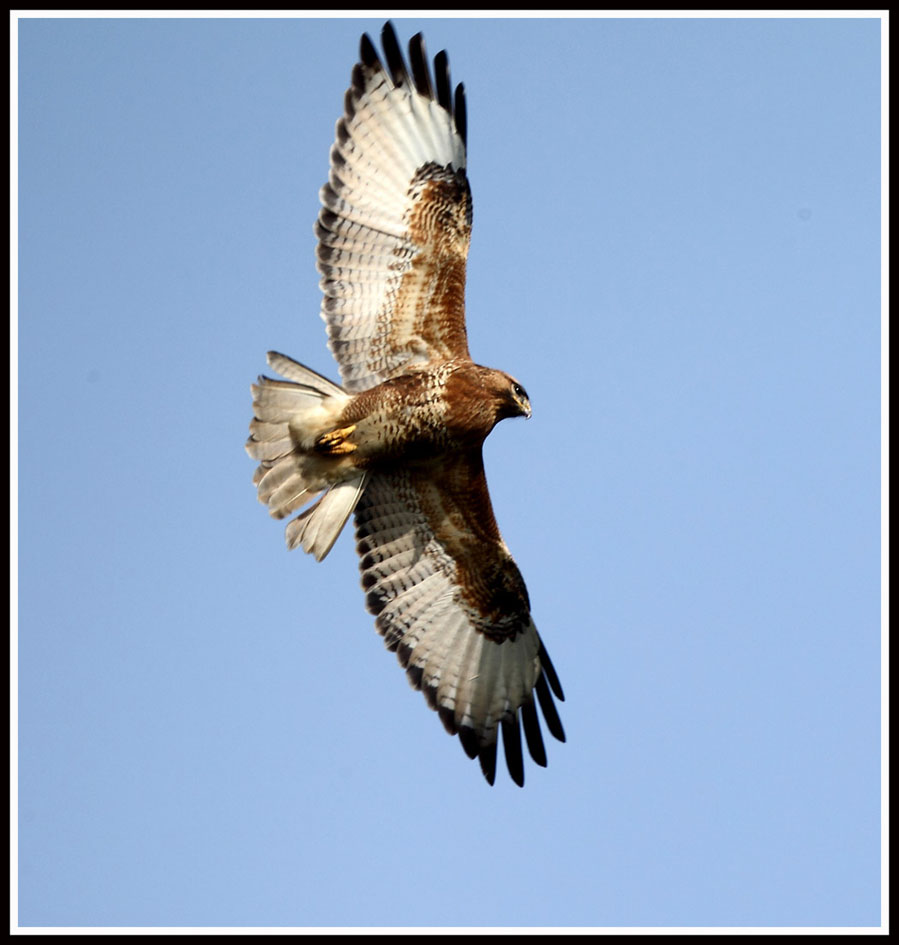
[
  {"xmin": 246, "ymin": 432, "xmax": 298, "ymax": 463},
  {"xmin": 254, "ymin": 461, "xmax": 305, "ymax": 501},
  {"xmin": 265, "ymin": 351, "xmax": 345, "ymax": 395},
  {"xmin": 249, "ymin": 382, "xmax": 323, "ymax": 422},
  {"xmin": 265, "ymin": 475, "xmax": 316, "ymax": 518},
  {"xmin": 285, "ymin": 473, "xmax": 369, "ymax": 560}
]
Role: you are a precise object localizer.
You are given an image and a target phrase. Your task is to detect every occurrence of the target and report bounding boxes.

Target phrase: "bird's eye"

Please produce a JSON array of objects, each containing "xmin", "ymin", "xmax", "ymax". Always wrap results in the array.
[{"xmin": 513, "ymin": 383, "xmax": 527, "ymax": 399}]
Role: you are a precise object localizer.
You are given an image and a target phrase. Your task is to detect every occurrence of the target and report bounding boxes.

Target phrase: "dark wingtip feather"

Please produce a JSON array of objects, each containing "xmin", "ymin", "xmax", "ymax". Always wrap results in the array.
[
  {"xmin": 380, "ymin": 20, "xmax": 409, "ymax": 88},
  {"xmin": 521, "ymin": 696, "xmax": 547, "ymax": 767},
  {"xmin": 438, "ymin": 704, "xmax": 457, "ymax": 735},
  {"xmin": 433, "ymin": 49, "xmax": 451, "ymax": 112},
  {"xmin": 535, "ymin": 674, "xmax": 566, "ymax": 744},
  {"xmin": 454, "ymin": 82, "xmax": 467, "ymax": 148},
  {"xmin": 408, "ymin": 33, "xmax": 433, "ymax": 98},
  {"xmin": 502, "ymin": 715, "xmax": 525, "ymax": 787},
  {"xmin": 538, "ymin": 640, "xmax": 565, "ymax": 701},
  {"xmin": 478, "ymin": 740, "xmax": 497, "ymax": 786},
  {"xmin": 458, "ymin": 725, "xmax": 480, "ymax": 760},
  {"xmin": 350, "ymin": 62, "xmax": 367, "ymax": 97},
  {"xmin": 360, "ymin": 32, "xmax": 380, "ymax": 70}
]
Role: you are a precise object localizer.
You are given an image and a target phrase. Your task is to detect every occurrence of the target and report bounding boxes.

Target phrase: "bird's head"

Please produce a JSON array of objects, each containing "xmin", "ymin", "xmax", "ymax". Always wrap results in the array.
[
  {"xmin": 449, "ymin": 364, "xmax": 533, "ymax": 439},
  {"xmin": 507, "ymin": 377, "xmax": 532, "ymax": 420},
  {"xmin": 488, "ymin": 370, "xmax": 531, "ymax": 422}
]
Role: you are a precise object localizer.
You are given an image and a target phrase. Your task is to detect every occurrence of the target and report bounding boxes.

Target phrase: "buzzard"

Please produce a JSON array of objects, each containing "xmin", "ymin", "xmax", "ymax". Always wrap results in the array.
[{"xmin": 246, "ymin": 21, "xmax": 565, "ymax": 785}]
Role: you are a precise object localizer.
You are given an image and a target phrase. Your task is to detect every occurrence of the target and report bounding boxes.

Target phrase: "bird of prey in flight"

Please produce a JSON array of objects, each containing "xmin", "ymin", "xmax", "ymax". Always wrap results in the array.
[{"xmin": 247, "ymin": 21, "xmax": 565, "ymax": 785}]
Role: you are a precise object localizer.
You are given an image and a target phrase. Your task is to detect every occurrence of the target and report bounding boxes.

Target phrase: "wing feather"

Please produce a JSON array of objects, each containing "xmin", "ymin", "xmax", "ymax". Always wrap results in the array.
[
  {"xmin": 354, "ymin": 454, "xmax": 564, "ymax": 785},
  {"xmin": 317, "ymin": 21, "xmax": 472, "ymax": 393}
]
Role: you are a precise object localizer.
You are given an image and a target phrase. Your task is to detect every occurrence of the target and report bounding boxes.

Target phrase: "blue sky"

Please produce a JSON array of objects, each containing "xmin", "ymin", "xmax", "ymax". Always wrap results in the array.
[{"xmin": 15, "ymin": 13, "xmax": 883, "ymax": 930}]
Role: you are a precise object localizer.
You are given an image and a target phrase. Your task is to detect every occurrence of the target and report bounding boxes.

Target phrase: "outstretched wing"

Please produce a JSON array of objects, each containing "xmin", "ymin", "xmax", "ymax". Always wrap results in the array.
[
  {"xmin": 354, "ymin": 452, "xmax": 565, "ymax": 786},
  {"xmin": 317, "ymin": 21, "xmax": 472, "ymax": 393}
]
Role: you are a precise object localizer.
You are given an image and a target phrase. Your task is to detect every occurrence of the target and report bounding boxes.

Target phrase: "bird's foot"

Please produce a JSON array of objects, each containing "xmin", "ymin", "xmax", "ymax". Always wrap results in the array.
[{"xmin": 315, "ymin": 424, "xmax": 358, "ymax": 455}]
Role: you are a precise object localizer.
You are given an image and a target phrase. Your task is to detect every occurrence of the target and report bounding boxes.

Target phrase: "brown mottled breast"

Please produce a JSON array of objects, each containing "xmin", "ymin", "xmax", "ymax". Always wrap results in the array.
[{"xmin": 333, "ymin": 368, "xmax": 453, "ymax": 463}]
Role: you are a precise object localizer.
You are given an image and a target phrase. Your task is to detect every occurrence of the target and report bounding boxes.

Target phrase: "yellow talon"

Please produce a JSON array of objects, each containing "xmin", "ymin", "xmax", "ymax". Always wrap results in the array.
[{"xmin": 315, "ymin": 424, "xmax": 357, "ymax": 454}]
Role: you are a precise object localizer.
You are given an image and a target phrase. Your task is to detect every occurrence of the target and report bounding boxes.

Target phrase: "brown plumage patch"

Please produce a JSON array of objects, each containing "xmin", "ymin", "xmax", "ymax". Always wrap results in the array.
[
  {"xmin": 394, "ymin": 164, "xmax": 473, "ymax": 364},
  {"xmin": 416, "ymin": 452, "xmax": 531, "ymax": 642}
]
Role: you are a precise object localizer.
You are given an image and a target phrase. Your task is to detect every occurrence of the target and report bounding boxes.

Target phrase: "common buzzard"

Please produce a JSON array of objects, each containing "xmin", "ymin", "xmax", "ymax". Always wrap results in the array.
[{"xmin": 247, "ymin": 21, "xmax": 565, "ymax": 785}]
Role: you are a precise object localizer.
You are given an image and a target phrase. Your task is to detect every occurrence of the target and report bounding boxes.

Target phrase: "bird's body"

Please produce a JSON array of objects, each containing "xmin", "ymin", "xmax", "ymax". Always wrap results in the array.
[
  {"xmin": 247, "ymin": 22, "xmax": 565, "ymax": 785},
  {"xmin": 319, "ymin": 360, "xmax": 530, "ymax": 462}
]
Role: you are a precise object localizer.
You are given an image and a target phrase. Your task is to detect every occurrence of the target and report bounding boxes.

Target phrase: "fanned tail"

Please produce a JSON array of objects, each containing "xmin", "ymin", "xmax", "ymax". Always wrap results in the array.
[{"xmin": 246, "ymin": 351, "xmax": 366, "ymax": 560}]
